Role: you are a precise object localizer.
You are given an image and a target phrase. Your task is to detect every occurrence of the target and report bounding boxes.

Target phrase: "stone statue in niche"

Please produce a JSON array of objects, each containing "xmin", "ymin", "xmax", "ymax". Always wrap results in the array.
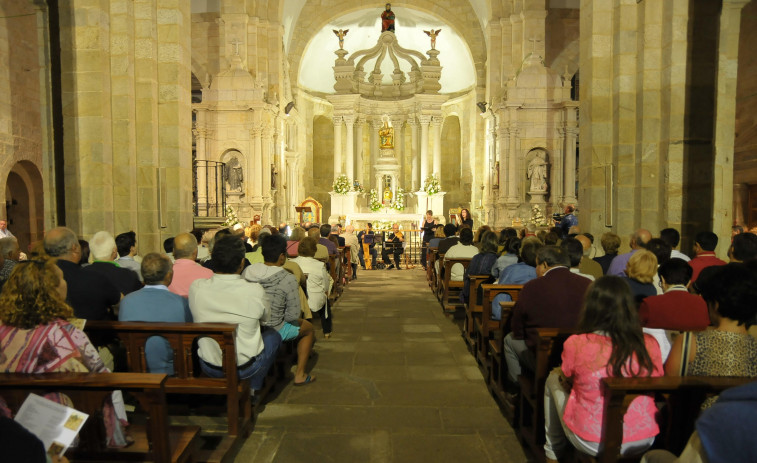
[
  {"xmin": 379, "ymin": 121, "xmax": 394, "ymax": 149},
  {"xmin": 423, "ymin": 29, "xmax": 441, "ymax": 50},
  {"xmin": 224, "ymin": 155, "xmax": 244, "ymax": 192},
  {"xmin": 381, "ymin": 3, "xmax": 395, "ymax": 33},
  {"xmin": 271, "ymin": 164, "xmax": 278, "ymax": 190},
  {"xmin": 527, "ymin": 155, "xmax": 548, "ymax": 193}
]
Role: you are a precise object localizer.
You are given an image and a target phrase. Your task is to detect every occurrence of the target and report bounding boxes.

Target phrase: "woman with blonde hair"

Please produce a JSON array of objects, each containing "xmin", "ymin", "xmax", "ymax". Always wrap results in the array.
[{"xmin": 622, "ymin": 249, "xmax": 658, "ymax": 304}]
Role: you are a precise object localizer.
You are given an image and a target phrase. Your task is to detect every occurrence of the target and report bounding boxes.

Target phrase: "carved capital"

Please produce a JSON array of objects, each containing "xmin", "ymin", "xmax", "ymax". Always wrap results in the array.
[
  {"xmin": 430, "ymin": 116, "xmax": 443, "ymax": 127},
  {"xmin": 342, "ymin": 114, "xmax": 356, "ymax": 126},
  {"xmin": 332, "ymin": 116, "xmax": 343, "ymax": 126},
  {"xmin": 418, "ymin": 115, "xmax": 432, "ymax": 125}
]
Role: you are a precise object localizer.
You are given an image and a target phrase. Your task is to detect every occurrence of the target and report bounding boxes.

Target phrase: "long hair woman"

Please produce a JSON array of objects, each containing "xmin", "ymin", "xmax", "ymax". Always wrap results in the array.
[{"xmin": 543, "ymin": 276, "xmax": 663, "ymax": 462}]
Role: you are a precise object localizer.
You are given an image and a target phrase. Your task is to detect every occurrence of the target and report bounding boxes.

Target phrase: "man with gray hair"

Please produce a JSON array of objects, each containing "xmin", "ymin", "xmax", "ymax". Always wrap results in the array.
[
  {"xmin": 120, "ymin": 252, "xmax": 193, "ymax": 374},
  {"xmin": 607, "ymin": 228, "xmax": 652, "ymax": 276},
  {"xmin": 0, "ymin": 237, "xmax": 20, "ymax": 282},
  {"xmin": 84, "ymin": 231, "xmax": 142, "ymax": 296},
  {"xmin": 168, "ymin": 232, "xmax": 213, "ymax": 297},
  {"xmin": 44, "ymin": 227, "xmax": 121, "ymax": 320}
]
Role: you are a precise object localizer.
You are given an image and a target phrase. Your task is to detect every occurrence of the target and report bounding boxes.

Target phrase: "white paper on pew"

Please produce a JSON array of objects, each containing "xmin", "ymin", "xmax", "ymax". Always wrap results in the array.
[
  {"xmin": 14, "ymin": 393, "xmax": 88, "ymax": 456},
  {"xmin": 111, "ymin": 390, "xmax": 128, "ymax": 421}
]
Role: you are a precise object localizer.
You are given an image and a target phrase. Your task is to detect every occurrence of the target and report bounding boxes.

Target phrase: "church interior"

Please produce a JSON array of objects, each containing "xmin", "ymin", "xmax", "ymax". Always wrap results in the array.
[{"xmin": 1, "ymin": 0, "xmax": 757, "ymax": 461}]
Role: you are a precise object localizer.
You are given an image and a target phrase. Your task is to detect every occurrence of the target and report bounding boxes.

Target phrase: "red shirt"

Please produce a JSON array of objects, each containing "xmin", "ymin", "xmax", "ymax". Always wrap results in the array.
[
  {"xmin": 638, "ymin": 287, "xmax": 710, "ymax": 331},
  {"xmin": 689, "ymin": 252, "xmax": 727, "ymax": 283}
]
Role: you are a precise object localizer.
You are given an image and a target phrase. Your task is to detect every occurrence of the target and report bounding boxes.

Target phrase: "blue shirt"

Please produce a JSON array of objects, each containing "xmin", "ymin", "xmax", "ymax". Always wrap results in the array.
[
  {"xmin": 492, "ymin": 263, "xmax": 537, "ymax": 320},
  {"xmin": 119, "ymin": 285, "xmax": 193, "ymax": 375}
]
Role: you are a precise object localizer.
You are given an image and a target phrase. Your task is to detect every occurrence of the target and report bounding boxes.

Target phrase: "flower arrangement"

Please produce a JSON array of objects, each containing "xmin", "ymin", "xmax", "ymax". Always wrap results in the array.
[
  {"xmin": 390, "ymin": 187, "xmax": 405, "ymax": 211},
  {"xmin": 423, "ymin": 174, "xmax": 441, "ymax": 195},
  {"xmin": 222, "ymin": 205, "xmax": 240, "ymax": 226},
  {"xmin": 368, "ymin": 189, "xmax": 382, "ymax": 211},
  {"xmin": 529, "ymin": 205, "xmax": 548, "ymax": 227},
  {"xmin": 353, "ymin": 181, "xmax": 364, "ymax": 193},
  {"xmin": 332, "ymin": 174, "xmax": 351, "ymax": 195}
]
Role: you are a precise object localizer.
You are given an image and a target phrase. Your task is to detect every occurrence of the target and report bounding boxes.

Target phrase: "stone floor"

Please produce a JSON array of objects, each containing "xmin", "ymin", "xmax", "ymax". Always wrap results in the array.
[{"xmin": 234, "ymin": 266, "xmax": 529, "ymax": 462}]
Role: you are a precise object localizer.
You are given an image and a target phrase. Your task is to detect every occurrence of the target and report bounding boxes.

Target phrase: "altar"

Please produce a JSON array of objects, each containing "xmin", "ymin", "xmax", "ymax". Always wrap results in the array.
[{"xmin": 345, "ymin": 211, "xmax": 424, "ymax": 227}]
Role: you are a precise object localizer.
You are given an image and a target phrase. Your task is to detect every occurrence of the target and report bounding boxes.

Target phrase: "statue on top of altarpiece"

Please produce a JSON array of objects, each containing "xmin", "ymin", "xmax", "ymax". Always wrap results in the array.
[
  {"xmin": 379, "ymin": 121, "xmax": 394, "ymax": 149},
  {"xmin": 381, "ymin": 3, "xmax": 395, "ymax": 33}
]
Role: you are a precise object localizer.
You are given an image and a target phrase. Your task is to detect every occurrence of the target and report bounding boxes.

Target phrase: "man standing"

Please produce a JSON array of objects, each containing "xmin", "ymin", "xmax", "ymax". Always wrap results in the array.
[
  {"xmin": 0, "ymin": 219, "xmax": 13, "ymax": 238},
  {"xmin": 168, "ymin": 232, "xmax": 213, "ymax": 298},
  {"xmin": 119, "ymin": 253, "xmax": 193, "ymax": 374},
  {"xmin": 607, "ymin": 228, "xmax": 652, "ymax": 276},
  {"xmin": 189, "ymin": 235, "xmax": 281, "ymax": 394},
  {"xmin": 115, "ymin": 231, "xmax": 143, "ymax": 281},
  {"xmin": 341, "ymin": 225, "xmax": 359, "ymax": 280},
  {"xmin": 420, "ymin": 210, "xmax": 437, "ymax": 270},
  {"xmin": 557, "ymin": 205, "xmax": 578, "ymax": 238}
]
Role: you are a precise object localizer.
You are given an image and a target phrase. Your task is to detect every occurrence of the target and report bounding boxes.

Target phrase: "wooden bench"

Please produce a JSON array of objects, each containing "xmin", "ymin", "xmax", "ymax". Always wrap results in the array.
[
  {"xmin": 0, "ymin": 372, "xmax": 200, "ymax": 463},
  {"xmin": 439, "ymin": 258, "xmax": 472, "ymax": 313},
  {"xmin": 462, "ymin": 274, "xmax": 494, "ymax": 350},
  {"xmin": 433, "ymin": 252, "xmax": 445, "ymax": 300},
  {"xmin": 474, "ymin": 284, "xmax": 523, "ymax": 372},
  {"xmin": 519, "ymin": 327, "xmax": 575, "ymax": 460},
  {"xmin": 591, "ymin": 376, "xmax": 756, "ymax": 463},
  {"xmin": 84, "ymin": 321, "xmax": 252, "ymax": 441},
  {"xmin": 340, "ymin": 245, "xmax": 353, "ymax": 281},
  {"xmin": 426, "ymin": 247, "xmax": 438, "ymax": 287},
  {"xmin": 488, "ymin": 301, "xmax": 516, "ymax": 421}
]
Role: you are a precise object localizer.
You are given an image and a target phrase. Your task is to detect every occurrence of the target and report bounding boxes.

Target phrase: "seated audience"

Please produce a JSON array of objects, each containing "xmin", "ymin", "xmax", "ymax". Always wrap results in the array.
[
  {"xmin": 460, "ymin": 230, "xmax": 498, "ymax": 304},
  {"xmin": 291, "ymin": 237, "xmax": 332, "ymax": 338},
  {"xmin": 78, "ymin": 239, "xmax": 91, "ymax": 266},
  {"xmin": 622, "ymin": 249, "xmax": 658, "ymax": 304},
  {"xmin": 608, "ymin": 228, "xmax": 652, "ymax": 276},
  {"xmin": 728, "ymin": 232, "xmax": 757, "ymax": 263},
  {"xmin": 307, "ymin": 227, "xmax": 330, "ymax": 262},
  {"xmin": 473, "ymin": 225, "xmax": 492, "ymax": 249},
  {"xmin": 593, "ymin": 232, "xmax": 620, "ymax": 275},
  {"xmin": 341, "ymin": 225, "xmax": 359, "ymax": 280},
  {"xmin": 491, "ymin": 238, "xmax": 543, "ymax": 320},
  {"xmin": 689, "ymin": 231, "xmax": 727, "ymax": 283},
  {"xmin": 543, "ymin": 231, "xmax": 560, "ymax": 246},
  {"xmin": 319, "ymin": 224, "xmax": 338, "ymax": 255},
  {"xmin": 491, "ymin": 236, "xmax": 520, "ymax": 279},
  {"xmin": 85, "ymin": 231, "xmax": 142, "ymax": 296},
  {"xmin": 287, "ymin": 226, "xmax": 307, "ymax": 257},
  {"xmin": 443, "ymin": 227, "xmax": 477, "ymax": 281},
  {"xmin": 575, "ymin": 234, "xmax": 603, "ymax": 279},
  {"xmin": 168, "ymin": 232, "xmax": 213, "ymax": 297},
  {"xmin": 330, "ymin": 224, "xmax": 345, "ymax": 247},
  {"xmin": 119, "ymin": 253, "xmax": 192, "ymax": 374},
  {"xmin": 243, "ymin": 234, "xmax": 316, "ymax": 385},
  {"xmin": 0, "ymin": 237, "xmax": 20, "ymax": 282},
  {"xmin": 639, "ymin": 258, "xmax": 709, "ymax": 331},
  {"xmin": 646, "ymin": 238, "xmax": 672, "ymax": 294},
  {"xmin": 437, "ymin": 223, "xmax": 460, "ymax": 255},
  {"xmin": 115, "ymin": 231, "xmax": 143, "ymax": 281},
  {"xmin": 427, "ymin": 224, "xmax": 445, "ymax": 249},
  {"xmin": 660, "ymin": 227, "xmax": 690, "ymax": 262},
  {"xmin": 562, "ymin": 237, "xmax": 594, "ymax": 281},
  {"xmin": 543, "ymin": 276, "xmax": 663, "ymax": 462},
  {"xmin": 163, "ymin": 237, "xmax": 175, "ymax": 262},
  {"xmin": 504, "ymin": 246, "xmax": 591, "ymax": 385},
  {"xmin": 189, "ymin": 235, "xmax": 281, "ymax": 394},
  {"xmin": 665, "ymin": 263, "xmax": 757, "ymax": 408},
  {"xmin": 44, "ymin": 227, "xmax": 121, "ymax": 320}
]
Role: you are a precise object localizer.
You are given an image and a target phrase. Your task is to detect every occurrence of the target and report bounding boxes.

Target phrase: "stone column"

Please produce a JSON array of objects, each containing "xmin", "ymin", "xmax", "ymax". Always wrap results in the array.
[
  {"xmin": 564, "ymin": 126, "xmax": 578, "ymax": 204},
  {"xmin": 193, "ymin": 125, "xmax": 207, "ymax": 211},
  {"xmin": 408, "ymin": 119, "xmax": 419, "ymax": 191},
  {"xmin": 333, "ymin": 116, "xmax": 342, "ymax": 179},
  {"xmin": 355, "ymin": 118, "xmax": 364, "ymax": 186},
  {"xmin": 262, "ymin": 125, "xmax": 274, "ymax": 197},
  {"xmin": 733, "ymin": 183, "xmax": 749, "ymax": 227},
  {"xmin": 392, "ymin": 117, "xmax": 405, "ymax": 187},
  {"xmin": 419, "ymin": 115, "xmax": 431, "ymax": 185},
  {"xmin": 343, "ymin": 115, "xmax": 355, "ymax": 181},
  {"xmin": 251, "ymin": 124, "xmax": 263, "ymax": 199},
  {"xmin": 370, "ymin": 120, "xmax": 382, "ymax": 189},
  {"xmin": 506, "ymin": 118, "xmax": 519, "ymax": 204},
  {"xmin": 497, "ymin": 120, "xmax": 508, "ymax": 202},
  {"xmin": 431, "ymin": 116, "xmax": 443, "ymax": 178}
]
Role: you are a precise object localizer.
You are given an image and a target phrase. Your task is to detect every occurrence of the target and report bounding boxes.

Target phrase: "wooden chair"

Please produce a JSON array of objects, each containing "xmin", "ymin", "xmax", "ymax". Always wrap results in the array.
[
  {"xmin": 439, "ymin": 258, "xmax": 472, "ymax": 313},
  {"xmin": 0, "ymin": 372, "xmax": 200, "ymax": 463},
  {"xmin": 462, "ymin": 274, "xmax": 495, "ymax": 350},
  {"xmin": 84, "ymin": 321, "xmax": 252, "ymax": 447},
  {"xmin": 519, "ymin": 327, "xmax": 575, "ymax": 461}
]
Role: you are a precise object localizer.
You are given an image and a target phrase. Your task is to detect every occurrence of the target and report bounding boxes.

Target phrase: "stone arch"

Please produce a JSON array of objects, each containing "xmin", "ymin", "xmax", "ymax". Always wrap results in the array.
[
  {"xmin": 5, "ymin": 160, "xmax": 43, "ymax": 252},
  {"xmin": 287, "ymin": 1, "xmax": 486, "ymax": 92}
]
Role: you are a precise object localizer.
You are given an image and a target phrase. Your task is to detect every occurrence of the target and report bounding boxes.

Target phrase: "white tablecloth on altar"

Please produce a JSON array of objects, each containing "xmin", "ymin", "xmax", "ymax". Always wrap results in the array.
[{"xmin": 345, "ymin": 212, "xmax": 423, "ymax": 224}]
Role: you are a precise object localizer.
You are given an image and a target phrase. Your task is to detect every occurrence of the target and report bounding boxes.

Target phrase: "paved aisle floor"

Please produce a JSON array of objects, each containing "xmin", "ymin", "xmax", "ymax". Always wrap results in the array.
[{"xmin": 237, "ymin": 267, "xmax": 528, "ymax": 462}]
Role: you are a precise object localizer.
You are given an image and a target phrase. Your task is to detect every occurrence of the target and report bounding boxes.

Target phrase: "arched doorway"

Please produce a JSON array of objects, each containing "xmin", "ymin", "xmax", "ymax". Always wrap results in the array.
[{"xmin": 5, "ymin": 161, "xmax": 43, "ymax": 253}]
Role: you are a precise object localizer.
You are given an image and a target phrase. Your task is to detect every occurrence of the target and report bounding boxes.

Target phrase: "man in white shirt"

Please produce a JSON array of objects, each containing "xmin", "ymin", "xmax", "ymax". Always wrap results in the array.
[
  {"xmin": 443, "ymin": 227, "xmax": 478, "ymax": 281},
  {"xmin": 0, "ymin": 220, "xmax": 13, "ymax": 239},
  {"xmin": 189, "ymin": 235, "xmax": 281, "ymax": 393}
]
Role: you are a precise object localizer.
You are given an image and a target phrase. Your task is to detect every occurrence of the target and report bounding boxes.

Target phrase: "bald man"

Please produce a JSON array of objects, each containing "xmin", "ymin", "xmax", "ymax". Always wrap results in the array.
[
  {"xmin": 607, "ymin": 228, "xmax": 652, "ymax": 277},
  {"xmin": 576, "ymin": 234, "xmax": 603, "ymax": 280},
  {"xmin": 168, "ymin": 232, "xmax": 213, "ymax": 297}
]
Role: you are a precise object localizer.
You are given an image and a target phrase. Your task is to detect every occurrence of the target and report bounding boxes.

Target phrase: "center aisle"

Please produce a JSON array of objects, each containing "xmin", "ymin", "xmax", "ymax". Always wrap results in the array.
[{"xmin": 238, "ymin": 268, "xmax": 528, "ymax": 462}]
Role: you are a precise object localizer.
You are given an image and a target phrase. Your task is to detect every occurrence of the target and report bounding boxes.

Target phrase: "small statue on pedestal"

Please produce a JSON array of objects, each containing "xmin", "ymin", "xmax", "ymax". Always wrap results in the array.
[
  {"xmin": 332, "ymin": 29, "xmax": 349, "ymax": 49},
  {"xmin": 381, "ymin": 3, "xmax": 395, "ymax": 32},
  {"xmin": 423, "ymin": 29, "xmax": 441, "ymax": 50}
]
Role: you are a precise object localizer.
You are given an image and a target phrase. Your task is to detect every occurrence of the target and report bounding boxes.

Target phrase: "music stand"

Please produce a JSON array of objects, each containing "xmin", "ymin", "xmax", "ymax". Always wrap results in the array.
[{"xmin": 295, "ymin": 206, "xmax": 312, "ymax": 226}]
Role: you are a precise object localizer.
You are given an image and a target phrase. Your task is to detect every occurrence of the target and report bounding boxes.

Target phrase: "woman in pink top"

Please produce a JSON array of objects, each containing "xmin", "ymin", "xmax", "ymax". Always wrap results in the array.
[{"xmin": 544, "ymin": 276, "xmax": 664, "ymax": 462}]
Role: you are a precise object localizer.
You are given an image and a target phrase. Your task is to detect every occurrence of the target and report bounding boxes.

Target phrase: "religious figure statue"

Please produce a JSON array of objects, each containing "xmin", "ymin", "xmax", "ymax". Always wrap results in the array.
[
  {"xmin": 379, "ymin": 121, "xmax": 394, "ymax": 149},
  {"xmin": 383, "ymin": 188, "xmax": 393, "ymax": 203},
  {"xmin": 271, "ymin": 163, "xmax": 278, "ymax": 190},
  {"xmin": 224, "ymin": 156, "xmax": 244, "ymax": 192},
  {"xmin": 527, "ymin": 156, "xmax": 548, "ymax": 192},
  {"xmin": 381, "ymin": 3, "xmax": 395, "ymax": 33},
  {"xmin": 423, "ymin": 29, "xmax": 441, "ymax": 50},
  {"xmin": 332, "ymin": 29, "xmax": 349, "ymax": 49}
]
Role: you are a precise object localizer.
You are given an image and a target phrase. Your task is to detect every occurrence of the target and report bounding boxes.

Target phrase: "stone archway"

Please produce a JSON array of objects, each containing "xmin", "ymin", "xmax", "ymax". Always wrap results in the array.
[{"xmin": 5, "ymin": 161, "xmax": 43, "ymax": 253}]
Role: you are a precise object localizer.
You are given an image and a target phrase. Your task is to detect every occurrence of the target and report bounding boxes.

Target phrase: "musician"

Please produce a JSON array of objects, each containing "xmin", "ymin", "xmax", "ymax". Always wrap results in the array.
[
  {"xmin": 358, "ymin": 223, "xmax": 377, "ymax": 270},
  {"xmin": 381, "ymin": 223, "xmax": 404, "ymax": 270}
]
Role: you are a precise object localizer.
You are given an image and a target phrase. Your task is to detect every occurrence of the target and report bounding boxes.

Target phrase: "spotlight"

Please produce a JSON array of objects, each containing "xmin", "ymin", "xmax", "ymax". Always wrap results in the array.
[
  {"xmin": 284, "ymin": 101, "xmax": 295, "ymax": 115},
  {"xmin": 476, "ymin": 102, "xmax": 487, "ymax": 113}
]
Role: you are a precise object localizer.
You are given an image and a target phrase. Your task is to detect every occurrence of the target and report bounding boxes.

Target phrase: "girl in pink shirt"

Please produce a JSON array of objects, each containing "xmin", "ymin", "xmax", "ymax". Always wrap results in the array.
[{"xmin": 544, "ymin": 276, "xmax": 664, "ymax": 462}]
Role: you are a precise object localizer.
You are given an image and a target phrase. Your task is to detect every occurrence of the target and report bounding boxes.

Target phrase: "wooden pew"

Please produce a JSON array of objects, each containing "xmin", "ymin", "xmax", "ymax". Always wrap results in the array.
[
  {"xmin": 462, "ymin": 274, "xmax": 494, "ymax": 350},
  {"xmin": 341, "ymin": 245, "xmax": 352, "ymax": 282},
  {"xmin": 488, "ymin": 301, "xmax": 516, "ymax": 422},
  {"xmin": 519, "ymin": 326, "xmax": 575, "ymax": 460},
  {"xmin": 439, "ymin": 258, "xmax": 472, "ymax": 313},
  {"xmin": 84, "ymin": 321, "xmax": 252, "ymax": 443},
  {"xmin": 474, "ymin": 284, "xmax": 523, "ymax": 372},
  {"xmin": 0, "ymin": 372, "xmax": 200, "ymax": 463},
  {"xmin": 432, "ymin": 252, "xmax": 445, "ymax": 300},
  {"xmin": 426, "ymin": 247, "xmax": 438, "ymax": 287},
  {"xmin": 591, "ymin": 376, "xmax": 756, "ymax": 463}
]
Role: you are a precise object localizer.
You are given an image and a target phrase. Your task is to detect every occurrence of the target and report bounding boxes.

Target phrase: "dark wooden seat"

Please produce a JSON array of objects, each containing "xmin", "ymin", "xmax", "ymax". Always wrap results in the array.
[
  {"xmin": 426, "ymin": 247, "xmax": 438, "ymax": 287},
  {"xmin": 439, "ymin": 258, "xmax": 472, "ymax": 313},
  {"xmin": 488, "ymin": 301, "xmax": 516, "ymax": 419},
  {"xmin": 462, "ymin": 274, "xmax": 493, "ymax": 350},
  {"xmin": 519, "ymin": 327, "xmax": 575, "ymax": 461},
  {"xmin": 474, "ymin": 284, "xmax": 523, "ymax": 373},
  {"xmin": 0, "ymin": 372, "xmax": 200, "ymax": 463},
  {"xmin": 84, "ymin": 321, "xmax": 252, "ymax": 441}
]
